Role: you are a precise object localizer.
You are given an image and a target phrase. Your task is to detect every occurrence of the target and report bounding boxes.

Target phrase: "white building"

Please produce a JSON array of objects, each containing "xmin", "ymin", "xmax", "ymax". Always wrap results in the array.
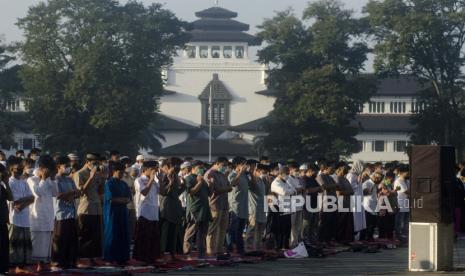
[
  {"xmin": 155, "ymin": 6, "xmax": 274, "ymax": 159},
  {"xmin": 350, "ymin": 77, "xmax": 425, "ymax": 162}
]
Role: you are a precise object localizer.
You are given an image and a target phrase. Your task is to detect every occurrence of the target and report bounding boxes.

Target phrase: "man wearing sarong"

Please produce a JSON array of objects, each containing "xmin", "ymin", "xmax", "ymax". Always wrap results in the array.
[
  {"xmin": 8, "ymin": 160, "xmax": 35, "ymax": 273},
  {"xmin": 74, "ymin": 153, "xmax": 104, "ymax": 266}
]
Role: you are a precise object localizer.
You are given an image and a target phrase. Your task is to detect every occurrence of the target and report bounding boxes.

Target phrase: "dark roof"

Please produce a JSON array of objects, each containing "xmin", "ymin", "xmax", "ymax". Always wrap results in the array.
[
  {"xmin": 190, "ymin": 6, "xmax": 261, "ymax": 46},
  {"xmin": 255, "ymin": 89, "xmax": 277, "ymax": 97},
  {"xmin": 257, "ymin": 76, "xmax": 426, "ymax": 98},
  {"xmin": 195, "ymin": 7, "xmax": 238, "ymax": 19},
  {"xmin": 353, "ymin": 114, "xmax": 414, "ymax": 132},
  {"xmin": 152, "ymin": 114, "xmax": 199, "ymax": 131},
  {"xmin": 199, "ymin": 126, "xmax": 228, "ymax": 138},
  {"xmin": 375, "ymin": 77, "xmax": 426, "ymax": 96},
  {"xmin": 163, "ymin": 89, "xmax": 177, "ymax": 95},
  {"xmin": 192, "ymin": 18, "xmax": 249, "ymax": 31},
  {"xmin": 159, "ymin": 138, "xmax": 255, "ymax": 156},
  {"xmin": 198, "ymin": 74, "xmax": 233, "ymax": 101},
  {"xmin": 229, "ymin": 117, "xmax": 268, "ymax": 132},
  {"xmin": 189, "ymin": 30, "xmax": 261, "ymax": 45}
]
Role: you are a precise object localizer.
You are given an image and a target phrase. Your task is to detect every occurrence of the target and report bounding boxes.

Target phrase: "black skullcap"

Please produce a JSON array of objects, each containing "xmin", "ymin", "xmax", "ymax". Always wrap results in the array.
[
  {"xmin": 335, "ymin": 161, "xmax": 347, "ymax": 169},
  {"xmin": 287, "ymin": 161, "xmax": 300, "ymax": 169},
  {"xmin": 31, "ymin": 148, "xmax": 41, "ymax": 154},
  {"xmin": 142, "ymin": 160, "xmax": 159, "ymax": 168},
  {"xmin": 38, "ymin": 155, "xmax": 56, "ymax": 170},
  {"xmin": 232, "ymin": 156, "xmax": 246, "ymax": 166},
  {"xmin": 246, "ymin": 159, "xmax": 259, "ymax": 165},
  {"xmin": 112, "ymin": 162, "xmax": 125, "ymax": 172},
  {"xmin": 191, "ymin": 160, "xmax": 204, "ymax": 167},
  {"xmin": 256, "ymin": 164, "xmax": 269, "ymax": 171},
  {"xmin": 56, "ymin": 156, "xmax": 71, "ymax": 165},
  {"xmin": 215, "ymin": 157, "xmax": 228, "ymax": 164}
]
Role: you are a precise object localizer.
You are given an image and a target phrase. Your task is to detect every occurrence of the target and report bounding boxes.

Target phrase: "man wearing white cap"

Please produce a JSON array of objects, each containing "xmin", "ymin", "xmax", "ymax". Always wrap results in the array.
[{"xmin": 133, "ymin": 155, "xmax": 144, "ymax": 175}]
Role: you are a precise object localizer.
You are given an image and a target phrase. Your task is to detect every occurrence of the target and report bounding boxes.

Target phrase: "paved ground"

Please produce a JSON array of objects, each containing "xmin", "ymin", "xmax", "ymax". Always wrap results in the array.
[{"xmin": 135, "ymin": 240, "xmax": 465, "ymax": 276}]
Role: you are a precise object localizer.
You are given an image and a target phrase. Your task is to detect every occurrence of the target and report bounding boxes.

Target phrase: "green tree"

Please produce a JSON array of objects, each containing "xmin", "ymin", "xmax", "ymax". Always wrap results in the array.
[
  {"xmin": 257, "ymin": 0, "xmax": 375, "ymax": 161},
  {"xmin": 365, "ymin": 0, "xmax": 465, "ymax": 157},
  {"xmin": 0, "ymin": 42, "xmax": 20, "ymax": 148},
  {"xmin": 16, "ymin": 0, "xmax": 189, "ymax": 156}
]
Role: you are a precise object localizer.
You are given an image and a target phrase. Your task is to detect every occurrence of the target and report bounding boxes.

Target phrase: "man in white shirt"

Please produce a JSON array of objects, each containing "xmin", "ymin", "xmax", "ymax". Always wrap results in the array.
[
  {"xmin": 287, "ymin": 162, "xmax": 304, "ymax": 247},
  {"xmin": 27, "ymin": 156, "xmax": 57, "ymax": 272},
  {"xmin": 361, "ymin": 172, "xmax": 384, "ymax": 241},
  {"xmin": 270, "ymin": 166, "xmax": 296, "ymax": 249},
  {"xmin": 133, "ymin": 160, "xmax": 160, "ymax": 264},
  {"xmin": 8, "ymin": 160, "xmax": 35, "ymax": 273}
]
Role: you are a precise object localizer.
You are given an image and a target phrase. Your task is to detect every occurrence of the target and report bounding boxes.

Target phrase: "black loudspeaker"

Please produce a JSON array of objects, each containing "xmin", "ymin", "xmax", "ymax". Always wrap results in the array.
[{"xmin": 410, "ymin": 145, "xmax": 455, "ymax": 223}]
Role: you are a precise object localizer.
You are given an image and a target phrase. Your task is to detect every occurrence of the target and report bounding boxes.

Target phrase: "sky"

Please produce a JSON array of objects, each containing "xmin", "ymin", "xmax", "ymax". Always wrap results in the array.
[{"xmin": 0, "ymin": 0, "xmax": 371, "ymax": 67}]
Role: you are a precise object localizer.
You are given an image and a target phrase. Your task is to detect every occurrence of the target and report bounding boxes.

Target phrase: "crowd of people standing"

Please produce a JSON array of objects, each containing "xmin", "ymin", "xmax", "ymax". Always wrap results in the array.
[{"xmin": 1, "ymin": 148, "xmax": 465, "ymax": 274}]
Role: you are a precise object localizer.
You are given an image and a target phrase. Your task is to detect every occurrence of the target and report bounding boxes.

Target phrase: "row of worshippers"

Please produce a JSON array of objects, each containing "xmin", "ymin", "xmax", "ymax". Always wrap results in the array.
[{"xmin": 0, "ymin": 152, "xmax": 416, "ymax": 274}]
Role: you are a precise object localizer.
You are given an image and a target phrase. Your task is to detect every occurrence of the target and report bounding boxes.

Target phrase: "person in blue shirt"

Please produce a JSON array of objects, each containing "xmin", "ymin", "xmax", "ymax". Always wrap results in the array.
[
  {"xmin": 52, "ymin": 156, "xmax": 80, "ymax": 270},
  {"xmin": 103, "ymin": 162, "xmax": 132, "ymax": 265}
]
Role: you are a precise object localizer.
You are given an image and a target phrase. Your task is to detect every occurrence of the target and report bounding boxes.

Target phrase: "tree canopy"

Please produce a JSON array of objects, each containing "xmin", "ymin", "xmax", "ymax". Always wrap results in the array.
[
  {"xmin": 16, "ymin": 0, "xmax": 189, "ymax": 156},
  {"xmin": 365, "ymin": 0, "xmax": 465, "ymax": 155},
  {"xmin": 257, "ymin": 0, "xmax": 375, "ymax": 161},
  {"xmin": 0, "ymin": 42, "xmax": 20, "ymax": 148}
]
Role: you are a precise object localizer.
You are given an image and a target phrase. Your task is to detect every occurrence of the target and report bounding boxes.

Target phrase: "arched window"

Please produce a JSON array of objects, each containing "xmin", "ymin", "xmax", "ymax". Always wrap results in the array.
[
  {"xmin": 199, "ymin": 74, "xmax": 232, "ymax": 126},
  {"xmin": 223, "ymin": 46, "xmax": 232, "ymax": 58},
  {"xmin": 199, "ymin": 46, "xmax": 208, "ymax": 58},
  {"xmin": 235, "ymin": 46, "xmax": 244, "ymax": 58},
  {"xmin": 211, "ymin": 46, "xmax": 220, "ymax": 58},
  {"xmin": 186, "ymin": 46, "xmax": 196, "ymax": 58}
]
